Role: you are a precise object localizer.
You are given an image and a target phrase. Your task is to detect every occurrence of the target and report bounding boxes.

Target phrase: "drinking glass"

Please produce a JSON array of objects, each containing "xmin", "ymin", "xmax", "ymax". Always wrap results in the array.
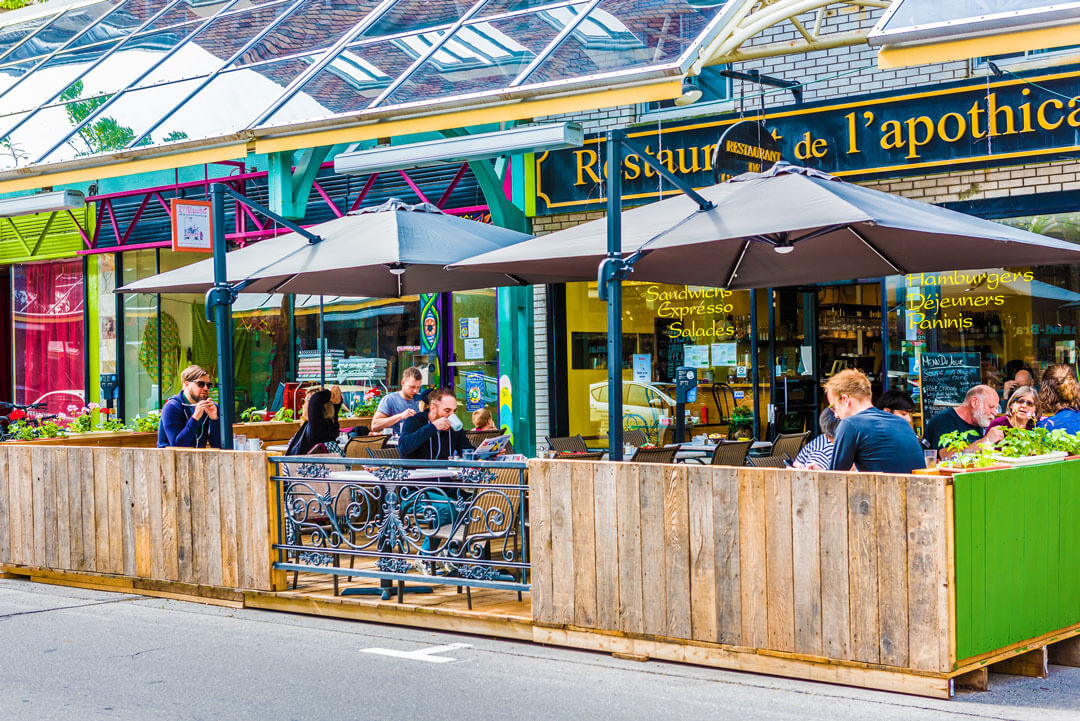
[{"xmin": 923, "ymin": 450, "xmax": 937, "ymax": 469}]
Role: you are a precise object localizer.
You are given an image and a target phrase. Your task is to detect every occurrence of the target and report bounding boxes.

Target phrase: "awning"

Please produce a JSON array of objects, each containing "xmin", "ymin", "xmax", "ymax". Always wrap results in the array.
[
  {"xmin": 868, "ymin": 0, "xmax": 1080, "ymax": 69},
  {"xmin": 0, "ymin": 0, "xmax": 745, "ymax": 193}
]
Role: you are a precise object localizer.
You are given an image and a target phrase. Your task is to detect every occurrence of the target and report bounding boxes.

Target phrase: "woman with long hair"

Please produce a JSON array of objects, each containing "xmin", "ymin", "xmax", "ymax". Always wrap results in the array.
[
  {"xmin": 987, "ymin": 385, "xmax": 1037, "ymax": 432},
  {"xmin": 1036, "ymin": 364, "xmax": 1080, "ymax": 433},
  {"xmin": 286, "ymin": 385, "xmax": 343, "ymax": 455}
]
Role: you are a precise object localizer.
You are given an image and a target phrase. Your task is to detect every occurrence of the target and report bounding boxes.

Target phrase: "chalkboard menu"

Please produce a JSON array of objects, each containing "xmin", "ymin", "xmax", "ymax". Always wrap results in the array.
[
  {"xmin": 916, "ymin": 352, "xmax": 981, "ymax": 412},
  {"xmin": 656, "ymin": 319, "xmax": 692, "ymax": 382}
]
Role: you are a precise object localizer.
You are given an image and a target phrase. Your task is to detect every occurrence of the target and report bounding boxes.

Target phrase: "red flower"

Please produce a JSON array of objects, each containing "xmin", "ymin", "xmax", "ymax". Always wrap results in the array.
[{"xmin": 8, "ymin": 409, "xmax": 25, "ymax": 421}]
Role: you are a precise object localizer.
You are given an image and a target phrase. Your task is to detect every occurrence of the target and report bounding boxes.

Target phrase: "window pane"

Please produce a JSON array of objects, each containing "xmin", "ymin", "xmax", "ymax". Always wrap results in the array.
[
  {"xmin": 12, "ymin": 259, "xmax": 86, "ymax": 419},
  {"xmin": 68, "ymin": 0, "xmax": 172, "ymax": 50},
  {"xmin": 359, "ymin": 0, "xmax": 475, "ymax": 39},
  {"xmin": 526, "ymin": 0, "xmax": 724, "ymax": 85},
  {"xmin": 0, "ymin": 13, "xmax": 61, "ymax": 65},
  {"xmin": 381, "ymin": 13, "xmax": 562, "ymax": 106},
  {"xmin": 0, "ymin": 1, "xmax": 120, "ymax": 67},
  {"xmin": 122, "ymin": 249, "xmax": 160, "ymax": 419},
  {"xmin": 452, "ymin": 289, "xmax": 497, "ymax": 429},
  {"xmin": 231, "ymin": 294, "xmax": 291, "ymax": 413},
  {"xmin": 0, "ymin": 41, "xmax": 125, "ymax": 118},
  {"xmin": 262, "ymin": 39, "xmax": 414, "ymax": 125},
  {"xmin": 475, "ymin": 0, "xmax": 576, "ymax": 19},
  {"xmin": 233, "ymin": 0, "xmax": 382, "ymax": 66}
]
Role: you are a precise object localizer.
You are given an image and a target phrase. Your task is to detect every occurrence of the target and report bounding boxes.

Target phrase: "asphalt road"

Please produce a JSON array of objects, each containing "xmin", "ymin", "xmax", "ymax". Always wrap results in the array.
[{"xmin": 2, "ymin": 579, "xmax": 1078, "ymax": 721}]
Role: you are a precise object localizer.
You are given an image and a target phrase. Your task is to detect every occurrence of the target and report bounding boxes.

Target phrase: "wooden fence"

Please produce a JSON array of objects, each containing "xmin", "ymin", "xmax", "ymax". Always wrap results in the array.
[
  {"xmin": 0, "ymin": 445, "xmax": 280, "ymax": 593},
  {"xmin": 529, "ymin": 461, "xmax": 952, "ymax": 675}
]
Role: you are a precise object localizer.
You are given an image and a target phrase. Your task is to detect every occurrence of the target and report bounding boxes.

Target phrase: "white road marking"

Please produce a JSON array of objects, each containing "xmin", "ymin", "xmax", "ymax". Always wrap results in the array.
[{"xmin": 359, "ymin": 643, "xmax": 472, "ymax": 663}]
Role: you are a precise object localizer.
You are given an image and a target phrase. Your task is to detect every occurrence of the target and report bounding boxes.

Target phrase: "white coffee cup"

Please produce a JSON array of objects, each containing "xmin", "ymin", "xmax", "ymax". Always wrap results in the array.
[{"xmin": 247, "ymin": 438, "xmax": 262, "ymax": 451}]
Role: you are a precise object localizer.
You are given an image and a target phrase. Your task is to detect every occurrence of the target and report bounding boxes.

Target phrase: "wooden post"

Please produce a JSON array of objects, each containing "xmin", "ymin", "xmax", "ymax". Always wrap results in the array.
[
  {"xmin": 1048, "ymin": 636, "xmax": 1080, "ymax": 667},
  {"xmin": 991, "ymin": 648, "xmax": 1048, "ymax": 678}
]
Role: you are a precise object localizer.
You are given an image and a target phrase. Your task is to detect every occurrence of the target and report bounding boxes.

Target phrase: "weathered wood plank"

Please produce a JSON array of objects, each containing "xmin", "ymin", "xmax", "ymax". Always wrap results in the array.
[
  {"xmin": 219, "ymin": 453, "xmax": 239, "ymax": 589},
  {"xmin": 119, "ymin": 449, "xmax": 136, "ymax": 577},
  {"xmin": 188, "ymin": 451, "xmax": 208, "ymax": 585},
  {"xmin": 203, "ymin": 451, "xmax": 224, "ymax": 587},
  {"xmin": 738, "ymin": 467, "xmax": 768, "ymax": 648},
  {"xmin": 43, "ymin": 447, "xmax": 58, "ymax": 569},
  {"xmin": 77, "ymin": 449, "xmax": 96, "ymax": 572},
  {"xmin": 175, "ymin": 451, "xmax": 195, "ymax": 585},
  {"xmin": 8, "ymin": 447, "xmax": 30, "ymax": 565},
  {"xmin": 570, "ymin": 460, "xmax": 598, "ymax": 628},
  {"xmin": 232, "ymin": 451, "xmax": 252, "ymax": 589},
  {"xmin": 592, "ymin": 461, "xmax": 620, "ymax": 630},
  {"xmin": 54, "ymin": 445, "xmax": 71, "ymax": 571},
  {"xmin": 848, "ymin": 473, "xmax": 880, "ymax": 664},
  {"xmin": 147, "ymin": 448, "xmax": 165, "ymax": 581},
  {"xmin": 819, "ymin": 472, "xmax": 851, "ymax": 660},
  {"xmin": 615, "ymin": 463, "xmax": 644, "ymax": 635},
  {"xmin": 687, "ymin": 465, "xmax": 717, "ymax": 643},
  {"xmin": 133, "ymin": 450, "xmax": 152, "ymax": 578},
  {"xmin": 765, "ymin": 469, "xmax": 795, "ymax": 653},
  {"xmin": 4, "ymin": 448, "xmax": 18, "ymax": 566},
  {"xmin": 548, "ymin": 460, "xmax": 575, "ymax": 626},
  {"xmin": 0, "ymin": 449, "xmax": 10, "ymax": 563},
  {"xmin": 159, "ymin": 450, "xmax": 179, "ymax": 582},
  {"xmin": 68, "ymin": 448, "xmax": 87, "ymax": 571},
  {"xmin": 664, "ymin": 464, "xmax": 691, "ymax": 639},
  {"xmin": 638, "ymin": 463, "xmax": 668, "ymax": 637},
  {"xmin": 712, "ymin": 466, "xmax": 741, "ymax": 646},
  {"xmin": 877, "ymin": 474, "xmax": 909, "ymax": 668},
  {"xmin": 92, "ymin": 448, "xmax": 110, "ymax": 574},
  {"xmin": 250, "ymin": 454, "xmax": 274, "ymax": 590},
  {"xmin": 791, "ymin": 470, "xmax": 822, "ymax": 657},
  {"xmin": 528, "ymin": 460, "xmax": 554, "ymax": 625},
  {"xmin": 106, "ymin": 448, "xmax": 125, "ymax": 574},
  {"xmin": 30, "ymin": 447, "xmax": 45, "ymax": 569},
  {"xmin": 906, "ymin": 477, "xmax": 948, "ymax": 673}
]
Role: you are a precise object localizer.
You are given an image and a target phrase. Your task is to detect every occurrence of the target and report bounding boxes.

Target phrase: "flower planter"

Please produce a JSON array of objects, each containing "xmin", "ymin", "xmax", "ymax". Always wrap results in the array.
[{"xmin": 990, "ymin": 451, "xmax": 1069, "ymax": 466}]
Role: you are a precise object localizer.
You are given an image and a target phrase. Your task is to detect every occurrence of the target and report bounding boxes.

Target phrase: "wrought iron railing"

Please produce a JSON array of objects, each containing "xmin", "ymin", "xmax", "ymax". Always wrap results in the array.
[{"xmin": 270, "ymin": 456, "xmax": 529, "ymax": 603}]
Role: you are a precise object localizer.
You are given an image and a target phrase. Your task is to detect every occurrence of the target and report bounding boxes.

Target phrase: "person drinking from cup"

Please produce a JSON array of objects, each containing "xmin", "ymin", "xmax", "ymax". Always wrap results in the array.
[
  {"xmin": 158, "ymin": 365, "xmax": 220, "ymax": 448},
  {"xmin": 397, "ymin": 388, "xmax": 473, "ymax": 460}
]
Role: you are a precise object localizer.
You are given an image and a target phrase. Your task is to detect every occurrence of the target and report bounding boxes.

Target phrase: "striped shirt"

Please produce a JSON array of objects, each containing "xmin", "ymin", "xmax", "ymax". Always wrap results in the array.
[{"xmin": 794, "ymin": 433, "xmax": 833, "ymax": 469}]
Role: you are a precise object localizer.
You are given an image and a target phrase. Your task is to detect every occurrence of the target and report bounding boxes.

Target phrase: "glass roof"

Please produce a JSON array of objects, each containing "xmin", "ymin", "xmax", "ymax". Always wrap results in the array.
[
  {"xmin": 0, "ymin": 0, "xmax": 733, "ymax": 174},
  {"xmin": 869, "ymin": 0, "xmax": 1080, "ymax": 45}
]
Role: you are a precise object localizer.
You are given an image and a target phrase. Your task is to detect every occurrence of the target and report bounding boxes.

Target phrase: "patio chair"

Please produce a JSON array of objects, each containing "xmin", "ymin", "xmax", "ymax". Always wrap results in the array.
[
  {"xmin": 465, "ymin": 429, "xmax": 502, "ymax": 447},
  {"xmin": 554, "ymin": 450, "xmax": 605, "ymax": 460},
  {"xmin": 710, "ymin": 440, "xmax": 752, "ymax": 467},
  {"xmin": 546, "ymin": 434, "xmax": 588, "ymax": 453},
  {"xmin": 772, "ymin": 431, "xmax": 811, "ymax": 460},
  {"xmin": 367, "ymin": 447, "xmax": 400, "ymax": 459},
  {"xmin": 622, "ymin": 429, "xmax": 648, "ymax": 448},
  {"xmin": 746, "ymin": 454, "xmax": 789, "ymax": 468},
  {"xmin": 344, "ymin": 435, "xmax": 388, "ymax": 458},
  {"xmin": 629, "ymin": 445, "xmax": 679, "ymax": 464},
  {"xmin": 457, "ymin": 465, "xmax": 527, "ymax": 609}
]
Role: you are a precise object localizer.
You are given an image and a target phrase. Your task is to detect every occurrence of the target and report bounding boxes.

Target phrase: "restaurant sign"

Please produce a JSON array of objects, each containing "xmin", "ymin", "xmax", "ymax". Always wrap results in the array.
[{"xmin": 532, "ymin": 66, "xmax": 1080, "ymax": 215}]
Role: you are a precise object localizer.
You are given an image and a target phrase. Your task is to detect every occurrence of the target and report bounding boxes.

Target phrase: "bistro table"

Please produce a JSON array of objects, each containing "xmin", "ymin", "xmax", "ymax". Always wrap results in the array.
[
  {"xmin": 676, "ymin": 440, "xmax": 773, "ymax": 464},
  {"xmin": 327, "ymin": 467, "xmax": 459, "ymax": 601}
]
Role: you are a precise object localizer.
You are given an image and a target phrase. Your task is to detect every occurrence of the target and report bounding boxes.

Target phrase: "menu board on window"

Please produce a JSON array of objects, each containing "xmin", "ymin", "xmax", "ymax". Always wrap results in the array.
[
  {"xmin": 655, "ymin": 319, "xmax": 692, "ymax": 382},
  {"xmin": 914, "ymin": 352, "xmax": 980, "ymax": 413}
]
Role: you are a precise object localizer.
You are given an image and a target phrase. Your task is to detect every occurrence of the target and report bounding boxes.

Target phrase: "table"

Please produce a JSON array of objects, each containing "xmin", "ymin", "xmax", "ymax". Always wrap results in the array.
[
  {"xmin": 327, "ymin": 467, "xmax": 458, "ymax": 601},
  {"xmin": 676, "ymin": 441, "xmax": 773, "ymax": 464}
]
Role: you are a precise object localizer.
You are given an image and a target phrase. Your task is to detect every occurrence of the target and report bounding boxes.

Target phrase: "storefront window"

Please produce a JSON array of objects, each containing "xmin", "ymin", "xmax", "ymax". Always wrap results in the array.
[
  {"xmin": 122, "ymin": 250, "xmax": 160, "ymax": 419},
  {"xmin": 12, "ymin": 259, "xmax": 86, "ymax": 418},
  {"xmin": 451, "ymin": 289, "xmax": 498, "ymax": 429},
  {"xmin": 886, "ymin": 210, "xmax": 1080, "ymax": 434},
  {"xmin": 564, "ymin": 281, "xmax": 753, "ymax": 443},
  {"xmin": 293, "ymin": 296, "xmax": 421, "ymax": 408}
]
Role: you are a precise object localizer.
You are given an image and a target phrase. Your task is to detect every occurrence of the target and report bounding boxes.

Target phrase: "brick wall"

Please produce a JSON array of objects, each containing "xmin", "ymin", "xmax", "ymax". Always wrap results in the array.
[
  {"xmin": 533, "ymin": 284, "xmax": 549, "ymax": 449},
  {"xmin": 862, "ymin": 158, "xmax": 1080, "ymax": 205}
]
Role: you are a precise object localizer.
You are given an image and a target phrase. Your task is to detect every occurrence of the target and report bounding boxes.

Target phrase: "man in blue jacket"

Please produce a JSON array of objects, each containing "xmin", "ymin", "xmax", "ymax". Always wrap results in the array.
[{"xmin": 157, "ymin": 365, "xmax": 221, "ymax": 448}]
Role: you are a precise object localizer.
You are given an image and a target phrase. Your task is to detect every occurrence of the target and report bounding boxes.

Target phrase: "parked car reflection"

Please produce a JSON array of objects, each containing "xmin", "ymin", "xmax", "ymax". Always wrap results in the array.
[{"xmin": 588, "ymin": 380, "xmax": 675, "ymax": 441}]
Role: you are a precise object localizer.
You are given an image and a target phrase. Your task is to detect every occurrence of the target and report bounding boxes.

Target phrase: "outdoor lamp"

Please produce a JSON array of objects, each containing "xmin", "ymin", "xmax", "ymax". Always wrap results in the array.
[
  {"xmin": 773, "ymin": 240, "xmax": 795, "ymax": 254},
  {"xmin": 0, "ymin": 189, "xmax": 85, "ymax": 217},
  {"xmin": 674, "ymin": 79, "xmax": 703, "ymax": 106},
  {"xmin": 386, "ymin": 262, "xmax": 407, "ymax": 275}
]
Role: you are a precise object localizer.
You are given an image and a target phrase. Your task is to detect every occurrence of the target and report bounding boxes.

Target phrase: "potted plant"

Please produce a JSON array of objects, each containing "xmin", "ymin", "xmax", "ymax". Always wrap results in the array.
[
  {"xmin": 128, "ymin": 411, "xmax": 160, "ymax": 434},
  {"xmin": 272, "ymin": 407, "xmax": 293, "ymax": 422},
  {"xmin": 239, "ymin": 406, "xmax": 261, "ymax": 423},
  {"xmin": 728, "ymin": 405, "xmax": 754, "ymax": 439}
]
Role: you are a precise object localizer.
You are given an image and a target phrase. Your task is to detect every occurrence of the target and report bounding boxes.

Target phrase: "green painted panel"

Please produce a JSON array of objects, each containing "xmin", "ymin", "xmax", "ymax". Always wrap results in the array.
[
  {"xmin": 0, "ymin": 205, "xmax": 93, "ymax": 263},
  {"xmin": 953, "ymin": 460, "xmax": 1080, "ymax": 663}
]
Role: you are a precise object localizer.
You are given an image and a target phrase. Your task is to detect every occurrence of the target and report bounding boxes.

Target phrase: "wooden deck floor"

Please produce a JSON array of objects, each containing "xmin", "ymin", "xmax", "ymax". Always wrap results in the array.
[{"xmin": 243, "ymin": 563, "xmax": 533, "ymax": 640}]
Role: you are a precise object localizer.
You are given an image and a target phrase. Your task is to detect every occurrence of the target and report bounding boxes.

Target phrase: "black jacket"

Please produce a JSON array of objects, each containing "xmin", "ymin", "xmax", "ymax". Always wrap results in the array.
[
  {"xmin": 397, "ymin": 412, "xmax": 472, "ymax": 460},
  {"xmin": 285, "ymin": 389, "xmax": 341, "ymax": 455}
]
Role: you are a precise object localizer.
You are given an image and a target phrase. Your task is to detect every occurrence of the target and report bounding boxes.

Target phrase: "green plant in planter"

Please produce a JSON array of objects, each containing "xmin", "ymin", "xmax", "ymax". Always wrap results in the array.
[
  {"xmin": 129, "ymin": 412, "xmax": 160, "ymax": 433},
  {"xmin": 39, "ymin": 421, "xmax": 65, "ymax": 439},
  {"xmin": 239, "ymin": 406, "xmax": 260, "ymax": 423},
  {"xmin": 937, "ymin": 429, "xmax": 997, "ymax": 469},
  {"xmin": 272, "ymin": 407, "xmax": 293, "ymax": 422},
  {"xmin": 101, "ymin": 418, "xmax": 126, "ymax": 432},
  {"xmin": 68, "ymin": 410, "xmax": 93, "ymax": 433},
  {"xmin": 7, "ymin": 420, "xmax": 40, "ymax": 441},
  {"xmin": 729, "ymin": 405, "xmax": 753, "ymax": 432}
]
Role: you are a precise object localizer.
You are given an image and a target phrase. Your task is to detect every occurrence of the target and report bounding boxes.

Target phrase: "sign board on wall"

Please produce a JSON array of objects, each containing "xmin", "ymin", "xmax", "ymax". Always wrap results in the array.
[
  {"xmin": 171, "ymin": 199, "xmax": 212, "ymax": 252},
  {"xmin": 532, "ymin": 66, "xmax": 1080, "ymax": 215}
]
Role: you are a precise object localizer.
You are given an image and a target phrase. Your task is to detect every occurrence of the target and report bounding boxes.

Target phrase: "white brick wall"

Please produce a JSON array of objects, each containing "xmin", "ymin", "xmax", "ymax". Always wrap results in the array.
[{"xmin": 533, "ymin": 284, "xmax": 549, "ymax": 450}]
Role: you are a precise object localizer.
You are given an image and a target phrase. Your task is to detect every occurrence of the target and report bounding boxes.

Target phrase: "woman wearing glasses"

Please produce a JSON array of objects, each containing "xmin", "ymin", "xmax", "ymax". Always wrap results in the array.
[
  {"xmin": 986, "ymin": 385, "xmax": 1037, "ymax": 434},
  {"xmin": 157, "ymin": 365, "xmax": 221, "ymax": 448}
]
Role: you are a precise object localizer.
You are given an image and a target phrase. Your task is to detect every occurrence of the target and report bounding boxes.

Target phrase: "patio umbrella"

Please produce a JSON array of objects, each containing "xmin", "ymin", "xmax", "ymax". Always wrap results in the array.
[
  {"xmin": 117, "ymin": 199, "xmax": 534, "ymax": 296},
  {"xmin": 450, "ymin": 164, "xmax": 1080, "ymax": 288}
]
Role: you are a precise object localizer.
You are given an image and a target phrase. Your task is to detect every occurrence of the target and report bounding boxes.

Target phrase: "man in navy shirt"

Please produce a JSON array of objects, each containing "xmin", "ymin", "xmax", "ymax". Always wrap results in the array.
[
  {"xmin": 826, "ymin": 369, "xmax": 924, "ymax": 474},
  {"xmin": 157, "ymin": 365, "xmax": 220, "ymax": 448}
]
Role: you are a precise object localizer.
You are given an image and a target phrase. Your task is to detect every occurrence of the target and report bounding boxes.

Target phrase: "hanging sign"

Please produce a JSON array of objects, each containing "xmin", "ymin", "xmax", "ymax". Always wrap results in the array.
[
  {"xmin": 711, "ymin": 119, "xmax": 781, "ymax": 183},
  {"xmin": 420, "ymin": 294, "xmax": 439, "ymax": 353},
  {"xmin": 171, "ymin": 199, "xmax": 212, "ymax": 253},
  {"xmin": 465, "ymin": 373, "xmax": 484, "ymax": 412},
  {"xmin": 632, "ymin": 354, "xmax": 651, "ymax": 382}
]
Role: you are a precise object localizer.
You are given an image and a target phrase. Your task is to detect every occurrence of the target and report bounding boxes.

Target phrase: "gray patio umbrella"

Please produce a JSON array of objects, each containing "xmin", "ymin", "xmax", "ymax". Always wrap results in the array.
[
  {"xmin": 118, "ymin": 199, "xmax": 533, "ymax": 296},
  {"xmin": 450, "ymin": 164, "xmax": 1080, "ymax": 289}
]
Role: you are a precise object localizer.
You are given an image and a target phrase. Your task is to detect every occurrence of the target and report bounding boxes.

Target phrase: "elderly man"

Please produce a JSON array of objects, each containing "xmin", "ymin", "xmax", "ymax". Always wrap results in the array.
[
  {"xmin": 924, "ymin": 385, "xmax": 1003, "ymax": 457},
  {"xmin": 1003, "ymin": 367, "xmax": 1036, "ymax": 404}
]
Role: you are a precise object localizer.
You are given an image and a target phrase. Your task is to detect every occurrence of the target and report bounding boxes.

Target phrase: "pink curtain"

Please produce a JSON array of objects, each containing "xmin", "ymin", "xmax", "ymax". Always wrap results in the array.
[{"xmin": 13, "ymin": 260, "xmax": 85, "ymax": 409}]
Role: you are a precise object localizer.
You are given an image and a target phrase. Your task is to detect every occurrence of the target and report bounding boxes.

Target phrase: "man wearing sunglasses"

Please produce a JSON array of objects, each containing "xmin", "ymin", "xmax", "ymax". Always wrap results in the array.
[{"xmin": 157, "ymin": 365, "xmax": 221, "ymax": 448}]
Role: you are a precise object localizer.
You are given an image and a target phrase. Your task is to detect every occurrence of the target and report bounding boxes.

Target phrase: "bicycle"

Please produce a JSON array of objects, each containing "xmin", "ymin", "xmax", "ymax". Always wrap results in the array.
[{"xmin": 0, "ymin": 402, "xmax": 52, "ymax": 441}]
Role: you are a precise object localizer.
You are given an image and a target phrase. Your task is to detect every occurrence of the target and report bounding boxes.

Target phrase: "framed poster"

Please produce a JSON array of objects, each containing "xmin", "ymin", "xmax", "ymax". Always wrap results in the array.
[{"xmin": 171, "ymin": 199, "xmax": 213, "ymax": 253}]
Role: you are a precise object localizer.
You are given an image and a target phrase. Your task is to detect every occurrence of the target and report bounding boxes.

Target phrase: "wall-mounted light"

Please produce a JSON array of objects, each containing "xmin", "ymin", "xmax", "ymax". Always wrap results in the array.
[
  {"xmin": 0, "ymin": 189, "xmax": 85, "ymax": 217},
  {"xmin": 674, "ymin": 79, "xmax": 703, "ymax": 107}
]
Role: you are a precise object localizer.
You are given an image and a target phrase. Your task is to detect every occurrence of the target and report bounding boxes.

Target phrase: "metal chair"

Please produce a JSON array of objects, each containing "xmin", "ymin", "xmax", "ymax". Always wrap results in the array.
[
  {"xmin": 772, "ymin": 431, "xmax": 810, "ymax": 460},
  {"xmin": 622, "ymin": 429, "xmax": 648, "ymax": 448},
  {"xmin": 554, "ymin": 450, "xmax": 605, "ymax": 460},
  {"xmin": 546, "ymin": 434, "xmax": 588, "ymax": 453},
  {"xmin": 458, "ymin": 465, "xmax": 527, "ymax": 609},
  {"xmin": 629, "ymin": 445, "xmax": 679, "ymax": 464},
  {"xmin": 366, "ymin": 447, "xmax": 400, "ymax": 459},
  {"xmin": 746, "ymin": 454, "xmax": 789, "ymax": 468},
  {"xmin": 710, "ymin": 440, "xmax": 752, "ymax": 467},
  {"xmin": 344, "ymin": 435, "xmax": 388, "ymax": 457},
  {"xmin": 465, "ymin": 429, "xmax": 502, "ymax": 447}
]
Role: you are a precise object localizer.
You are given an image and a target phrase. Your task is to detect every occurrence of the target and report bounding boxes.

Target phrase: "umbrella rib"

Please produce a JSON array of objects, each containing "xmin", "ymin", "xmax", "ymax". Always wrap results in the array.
[
  {"xmin": 847, "ymin": 226, "xmax": 905, "ymax": 276},
  {"xmin": 724, "ymin": 239, "xmax": 751, "ymax": 289}
]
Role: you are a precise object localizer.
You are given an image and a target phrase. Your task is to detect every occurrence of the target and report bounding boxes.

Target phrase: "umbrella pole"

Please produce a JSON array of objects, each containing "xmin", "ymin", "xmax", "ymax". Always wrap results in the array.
[
  {"xmin": 319, "ymin": 295, "xmax": 326, "ymax": 387},
  {"xmin": 605, "ymin": 130, "xmax": 625, "ymax": 461},
  {"xmin": 209, "ymin": 183, "xmax": 235, "ymax": 450}
]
